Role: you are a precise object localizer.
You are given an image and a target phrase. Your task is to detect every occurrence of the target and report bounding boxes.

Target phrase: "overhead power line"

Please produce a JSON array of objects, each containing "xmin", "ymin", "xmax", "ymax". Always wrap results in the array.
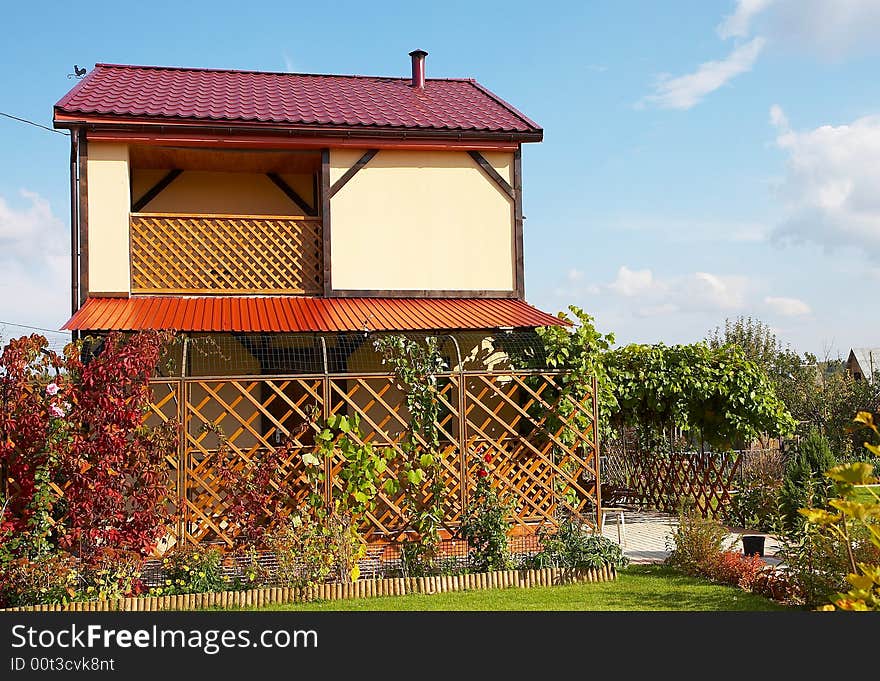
[
  {"xmin": 0, "ymin": 111, "xmax": 68, "ymax": 136},
  {"xmin": 0, "ymin": 320, "xmax": 70, "ymax": 335}
]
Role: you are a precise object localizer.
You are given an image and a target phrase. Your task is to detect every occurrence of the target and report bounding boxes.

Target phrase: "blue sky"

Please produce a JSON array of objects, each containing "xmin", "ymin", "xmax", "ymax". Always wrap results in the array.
[{"xmin": 1, "ymin": 0, "xmax": 879, "ymax": 355}]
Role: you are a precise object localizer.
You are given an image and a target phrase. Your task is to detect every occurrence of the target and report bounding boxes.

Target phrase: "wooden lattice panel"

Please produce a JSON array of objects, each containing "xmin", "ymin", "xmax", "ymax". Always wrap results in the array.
[
  {"xmin": 325, "ymin": 376, "xmax": 464, "ymax": 540},
  {"xmin": 459, "ymin": 373, "xmax": 599, "ymax": 529},
  {"xmin": 133, "ymin": 370, "xmax": 600, "ymax": 548},
  {"xmin": 130, "ymin": 213, "xmax": 323, "ymax": 294},
  {"xmin": 182, "ymin": 378, "xmax": 323, "ymax": 545},
  {"xmin": 615, "ymin": 450, "xmax": 742, "ymax": 518}
]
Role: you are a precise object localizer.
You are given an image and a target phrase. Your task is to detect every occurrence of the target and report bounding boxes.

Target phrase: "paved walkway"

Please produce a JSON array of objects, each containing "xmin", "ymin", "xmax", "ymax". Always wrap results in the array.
[{"xmin": 600, "ymin": 509, "xmax": 782, "ymax": 565}]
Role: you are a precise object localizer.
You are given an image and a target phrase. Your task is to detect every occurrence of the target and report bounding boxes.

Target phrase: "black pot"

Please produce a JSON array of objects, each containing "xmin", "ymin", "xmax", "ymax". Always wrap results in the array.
[{"xmin": 742, "ymin": 535, "xmax": 765, "ymax": 557}]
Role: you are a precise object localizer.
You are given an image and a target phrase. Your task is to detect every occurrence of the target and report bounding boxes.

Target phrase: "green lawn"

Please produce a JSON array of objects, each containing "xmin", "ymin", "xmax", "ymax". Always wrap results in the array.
[{"xmin": 253, "ymin": 565, "xmax": 789, "ymax": 611}]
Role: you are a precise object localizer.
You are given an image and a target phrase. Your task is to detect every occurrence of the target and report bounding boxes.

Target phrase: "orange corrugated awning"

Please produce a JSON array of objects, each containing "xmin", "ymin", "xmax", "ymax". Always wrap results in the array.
[{"xmin": 62, "ymin": 296, "xmax": 565, "ymax": 333}]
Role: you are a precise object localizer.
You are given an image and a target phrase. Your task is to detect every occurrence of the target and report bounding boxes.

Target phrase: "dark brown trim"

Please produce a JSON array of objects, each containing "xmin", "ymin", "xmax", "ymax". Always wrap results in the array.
[
  {"xmin": 69, "ymin": 129, "xmax": 79, "ymax": 320},
  {"xmin": 78, "ymin": 134, "xmax": 89, "ymax": 306},
  {"xmin": 312, "ymin": 173, "xmax": 319, "ymax": 213},
  {"xmin": 321, "ymin": 149, "xmax": 331, "ymax": 296},
  {"xmin": 266, "ymin": 173, "xmax": 316, "ymax": 216},
  {"xmin": 468, "ymin": 151, "xmax": 514, "ymax": 199},
  {"xmin": 131, "ymin": 168, "xmax": 182, "ymax": 211},
  {"xmin": 327, "ymin": 289, "xmax": 519, "ymax": 299},
  {"xmin": 53, "ymin": 113, "xmax": 544, "ymax": 143},
  {"xmin": 328, "ymin": 149, "xmax": 378, "ymax": 199},
  {"xmin": 513, "ymin": 146, "xmax": 525, "ymax": 299}
]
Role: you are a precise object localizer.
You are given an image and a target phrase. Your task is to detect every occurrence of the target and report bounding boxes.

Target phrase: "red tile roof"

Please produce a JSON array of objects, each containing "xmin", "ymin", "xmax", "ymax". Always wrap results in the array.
[
  {"xmin": 54, "ymin": 64, "xmax": 541, "ymax": 135},
  {"xmin": 63, "ymin": 297, "xmax": 564, "ymax": 333}
]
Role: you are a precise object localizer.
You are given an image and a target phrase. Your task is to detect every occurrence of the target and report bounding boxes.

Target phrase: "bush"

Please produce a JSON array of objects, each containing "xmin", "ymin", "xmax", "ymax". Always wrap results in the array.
[
  {"xmin": 779, "ymin": 430, "xmax": 836, "ymax": 532},
  {"xmin": 0, "ymin": 553, "xmax": 79, "ymax": 607},
  {"xmin": 76, "ymin": 549, "xmax": 145, "ymax": 601},
  {"xmin": 722, "ymin": 450, "xmax": 784, "ymax": 532},
  {"xmin": 665, "ymin": 507, "xmax": 729, "ymax": 576},
  {"xmin": 460, "ymin": 451, "xmax": 514, "ymax": 572},
  {"xmin": 526, "ymin": 512, "xmax": 628, "ymax": 570},
  {"xmin": 154, "ymin": 546, "xmax": 227, "ymax": 596},
  {"xmin": 264, "ymin": 515, "xmax": 333, "ymax": 590},
  {"xmin": 704, "ymin": 551, "xmax": 765, "ymax": 591}
]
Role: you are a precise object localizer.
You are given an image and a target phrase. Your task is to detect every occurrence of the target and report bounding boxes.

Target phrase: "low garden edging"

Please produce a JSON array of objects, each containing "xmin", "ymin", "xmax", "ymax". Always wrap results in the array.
[{"xmin": 1, "ymin": 564, "xmax": 617, "ymax": 612}]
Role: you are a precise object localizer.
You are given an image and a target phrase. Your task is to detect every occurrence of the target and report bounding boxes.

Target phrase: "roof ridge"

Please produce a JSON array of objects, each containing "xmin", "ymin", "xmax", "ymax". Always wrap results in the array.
[{"xmin": 93, "ymin": 62, "xmax": 477, "ymax": 83}]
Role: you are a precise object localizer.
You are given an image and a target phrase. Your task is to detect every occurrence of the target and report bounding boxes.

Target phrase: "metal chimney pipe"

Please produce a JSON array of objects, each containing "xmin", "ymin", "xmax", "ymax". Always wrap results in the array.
[{"xmin": 409, "ymin": 49, "xmax": 428, "ymax": 89}]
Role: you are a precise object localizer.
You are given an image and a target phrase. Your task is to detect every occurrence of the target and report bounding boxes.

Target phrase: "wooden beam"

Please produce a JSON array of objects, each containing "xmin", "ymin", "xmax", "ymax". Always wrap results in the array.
[
  {"xmin": 328, "ymin": 149, "xmax": 378, "ymax": 199},
  {"xmin": 131, "ymin": 168, "xmax": 182, "ymax": 212},
  {"xmin": 266, "ymin": 173, "xmax": 316, "ymax": 216},
  {"xmin": 321, "ymin": 149, "xmax": 332, "ymax": 296},
  {"xmin": 328, "ymin": 289, "xmax": 518, "ymax": 299},
  {"xmin": 69, "ymin": 129, "xmax": 79, "ymax": 319},
  {"xmin": 513, "ymin": 146, "xmax": 525, "ymax": 299},
  {"xmin": 468, "ymin": 150, "xmax": 514, "ymax": 200},
  {"xmin": 78, "ymin": 134, "xmax": 89, "ymax": 306}
]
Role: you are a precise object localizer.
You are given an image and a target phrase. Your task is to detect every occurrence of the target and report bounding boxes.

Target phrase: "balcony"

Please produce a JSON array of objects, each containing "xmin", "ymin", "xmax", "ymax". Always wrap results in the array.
[{"xmin": 130, "ymin": 213, "xmax": 323, "ymax": 295}]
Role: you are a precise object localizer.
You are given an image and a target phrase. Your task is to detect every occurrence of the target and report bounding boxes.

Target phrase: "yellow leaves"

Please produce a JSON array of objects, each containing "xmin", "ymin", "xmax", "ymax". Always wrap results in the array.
[
  {"xmin": 349, "ymin": 564, "xmax": 360, "ymax": 582},
  {"xmin": 799, "ymin": 508, "xmax": 841, "ymax": 525},
  {"xmin": 826, "ymin": 462, "xmax": 876, "ymax": 486},
  {"xmin": 854, "ymin": 411, "xmax": 879, "ymax": 436},
  {"xmin": 847, "ymin": 573, "xmax": 875, "ymax": 590}
]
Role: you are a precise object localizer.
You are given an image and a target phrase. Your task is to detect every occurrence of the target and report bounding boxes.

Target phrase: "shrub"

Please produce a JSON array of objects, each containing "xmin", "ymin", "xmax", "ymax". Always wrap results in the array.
[
  {"xmin": 0, "ymin": 331, "xmax": 179, "ymax": 561},
  {"xmin": 76, "ymin": 549, "xmax": 145, "ymax": 601},
  {"xmin": 704, "ymin": 551, "xmax": 765, "ymax": 591},
  {"xmin": 527, "ymin": 512, "xmax": 628, "ymax": 570},
  {"xmin": 460, "ymin": 450, "xmax": 513, "ymax": 572},
  {"xmin": 779, "ymin": 430, "xmax": 836, "ymax": 532},
  {"xmin": 264, "ymin": 514, "xmax": 333, "ymax": 590},
  {"xmin": 0, "ymin": 553, "xmax": 79, "ymax": 607},
  {"xmin": 751, "ymin": 568, "xmax": 798, "ymax": 603},
  {"xmin": 154, "ymin": 546, "xmax": 226, "ymax": 596},
  {"xmin": 665, "ymin": 506, "xmax": 728, "ymax": 576}
]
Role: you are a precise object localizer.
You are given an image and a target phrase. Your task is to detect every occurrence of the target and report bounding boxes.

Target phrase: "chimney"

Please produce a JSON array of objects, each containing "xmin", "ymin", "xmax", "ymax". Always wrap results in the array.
[{"xmin": 409, "ymin": 49, "xmax": 428, "ymax": 89}]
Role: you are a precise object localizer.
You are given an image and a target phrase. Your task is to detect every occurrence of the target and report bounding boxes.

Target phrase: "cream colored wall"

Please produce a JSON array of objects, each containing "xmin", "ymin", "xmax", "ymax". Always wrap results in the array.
[
  {"xmin": 329, "ymin": 149, "xmax": 515, "ymax": 292},
  {"xmin": 131, "ymin": 171, "xmax": 314, "ymax": 215},
  {"xmin": 87, "ymin": 143, "xmax": 131, "ymax": 295}
]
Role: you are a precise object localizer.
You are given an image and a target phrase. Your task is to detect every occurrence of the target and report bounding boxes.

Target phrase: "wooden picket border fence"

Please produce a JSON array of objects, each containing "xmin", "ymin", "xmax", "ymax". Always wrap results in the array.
[{"xmin": 1, "ymin": 565, "xmax": 617, "ymax": 612}]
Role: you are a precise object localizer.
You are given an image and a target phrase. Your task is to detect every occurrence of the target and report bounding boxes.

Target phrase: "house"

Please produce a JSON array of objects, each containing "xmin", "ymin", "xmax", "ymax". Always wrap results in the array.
[
  {"xmin": 53, "ymin": 52, "xmax": 600, "ymax": 550},
  {"xmin": 846, "ymin": 348, "xmax": 880, "ymax": 383}
]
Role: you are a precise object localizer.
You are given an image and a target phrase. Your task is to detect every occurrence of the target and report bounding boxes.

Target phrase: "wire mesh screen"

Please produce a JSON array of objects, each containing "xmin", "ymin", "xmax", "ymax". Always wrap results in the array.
[{"xmin": 156, "ymin": 330, "xmax": 551, "ymax": 377}]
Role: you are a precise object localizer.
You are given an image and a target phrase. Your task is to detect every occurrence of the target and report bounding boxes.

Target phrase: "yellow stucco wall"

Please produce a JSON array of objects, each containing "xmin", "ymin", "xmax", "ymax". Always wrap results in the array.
[
  {"xmin": 329, "ymin": 149, "xmax": 515, "ymax": 292},
  {"xmin": 87, "ymin": 143, "xmax": 131, "ymax": 295},
  {"xmin": 131, "ymin": 170, "xmax": 314, "ymax": 215}
]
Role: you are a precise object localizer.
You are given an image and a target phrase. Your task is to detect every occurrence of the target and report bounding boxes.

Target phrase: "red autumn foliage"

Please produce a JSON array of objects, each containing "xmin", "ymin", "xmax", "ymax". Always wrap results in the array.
[
  {"xmin": 0, "ymin": 335, "xmax": 66, "ymax": 538},
  {"xmin": 215, "ymin": 433, "xmax": 294, "ymax": 548},
  {"xmin": 0, "ymin": 331, "xmax": 178, "ymax": 559},
  {"xmin": 704, "ymin": 550, "xmax": 766, "ymax": 591}
]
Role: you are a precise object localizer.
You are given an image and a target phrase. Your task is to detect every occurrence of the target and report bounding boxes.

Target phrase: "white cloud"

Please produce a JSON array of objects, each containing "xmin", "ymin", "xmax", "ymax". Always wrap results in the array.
[
  {"xmin": 595, "ymin": 266, "xmax": 749, "ymax": 318},
  {"xmin": 608, "ymin": 266, "xmax": 662, "ymax": 298},
  {"xmin": 764, "ymin": 296, "xmax": 811, "ymax": 316},
  {"xmin": 0, "ymin": 191, "xmax": 69, "ymax": 333},
  {"xmin": 717, "ymin": 0, "xmax": 776, "ymax": 39},
  {"xmin": 769, "ymin": 104, "xmax": 788, "ymax": 130},
  {"xmin": 771, "ymin": 107, "xmax": 880, "ymax": 255},
  {"xmin": 717, "ymin": 0, "xmax": 880, "ymax": 59},
  {"xmin": 642, "ymin": 37, "xmax": 765, "ymax": 110}
]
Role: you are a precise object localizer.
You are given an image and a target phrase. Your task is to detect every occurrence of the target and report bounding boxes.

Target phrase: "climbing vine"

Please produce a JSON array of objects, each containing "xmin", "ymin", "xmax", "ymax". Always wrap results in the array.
[{"xmin": 372, "ymin": 334, "xmax": 447, "ymax": 572}]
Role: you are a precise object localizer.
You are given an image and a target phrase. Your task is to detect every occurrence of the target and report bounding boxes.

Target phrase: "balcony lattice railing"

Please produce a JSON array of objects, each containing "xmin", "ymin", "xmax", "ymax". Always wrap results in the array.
[{"xmin": 130, "ymin": 213, "xmax": 323, "ymax": 294}]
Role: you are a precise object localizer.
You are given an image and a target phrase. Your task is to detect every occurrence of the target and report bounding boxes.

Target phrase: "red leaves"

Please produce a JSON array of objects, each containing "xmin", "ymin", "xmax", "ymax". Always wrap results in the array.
[{"xmin": 0, "ymin": 331, "xmax": 178, "ymax": 560}]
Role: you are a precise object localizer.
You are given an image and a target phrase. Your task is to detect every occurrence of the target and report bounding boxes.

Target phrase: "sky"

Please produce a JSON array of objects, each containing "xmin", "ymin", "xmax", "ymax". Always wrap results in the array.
[{"xmin": 1, "ymin": 0, "xmax": 879, "ymax": 356}]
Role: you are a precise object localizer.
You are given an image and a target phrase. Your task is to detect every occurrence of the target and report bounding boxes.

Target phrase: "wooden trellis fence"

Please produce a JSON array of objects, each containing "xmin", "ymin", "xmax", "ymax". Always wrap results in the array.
[
  {"xmin": 601, "ymin": 444, "xmax": 742, "ymax": 518},
  {"xmin": 144, "ymin": 369, "xmax": 600, "ymax": 548}
]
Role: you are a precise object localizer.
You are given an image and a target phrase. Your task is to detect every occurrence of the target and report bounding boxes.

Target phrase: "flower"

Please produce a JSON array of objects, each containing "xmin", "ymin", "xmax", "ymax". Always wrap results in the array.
[
  {"xmin": 483, "ymin": 452, "xmax": 492, "ymax": 463},
  {"xmin": 49, "ymin": 404, "xmax": 65, "ymax": 418},
  {"xmin": 45, "ymin": 382, "xmax": 60, "ymax": 396},
  {"xmin": 478, "ymin": 468, "xmax": 488, "ymax": 478}
]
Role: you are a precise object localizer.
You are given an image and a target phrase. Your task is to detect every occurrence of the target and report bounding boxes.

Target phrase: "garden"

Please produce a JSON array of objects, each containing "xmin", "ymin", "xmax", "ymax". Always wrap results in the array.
[{"xmin": 0, "ymin": 312, "xmax": 877, "ymax": 612}]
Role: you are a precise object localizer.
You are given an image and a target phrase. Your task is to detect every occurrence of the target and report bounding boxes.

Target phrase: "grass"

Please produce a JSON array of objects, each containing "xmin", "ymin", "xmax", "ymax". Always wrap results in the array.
[{"xmin": 252, "ymin": 565, "xmax": 789, "ymax": 611}]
